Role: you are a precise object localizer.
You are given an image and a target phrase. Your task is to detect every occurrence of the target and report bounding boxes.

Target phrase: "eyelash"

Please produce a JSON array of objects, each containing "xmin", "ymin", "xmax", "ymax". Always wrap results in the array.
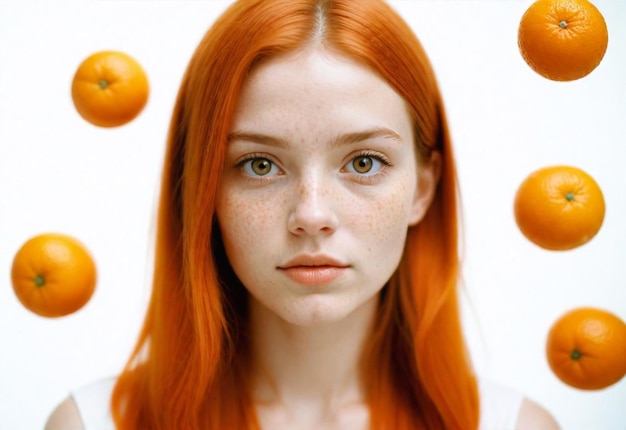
[
  {"xmin": 232, "ymin": 150, "xmax": 393, "ymax": 182},
  {"xmin": 344, "ymin": 150, "xmax": 393, "ymax": 184},
  {"xmin": 234, "ymin": 152, "xmax": 282, "ymax": 182},
  {"xmin": 350, "ymin": 150, "xmax": 392, "ymax": 168}
]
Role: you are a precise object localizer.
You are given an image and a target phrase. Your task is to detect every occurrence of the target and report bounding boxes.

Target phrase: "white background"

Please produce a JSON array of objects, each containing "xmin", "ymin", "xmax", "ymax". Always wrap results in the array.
[{"xmin": 1, "ymin": 1, "xmax": 625, "ymax": 428}]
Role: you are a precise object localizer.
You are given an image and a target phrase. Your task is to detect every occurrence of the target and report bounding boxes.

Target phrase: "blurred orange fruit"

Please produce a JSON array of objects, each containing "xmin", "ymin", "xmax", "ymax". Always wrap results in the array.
[
  {"xmin": 518, "ymin": 0, "xmax": 608, "ymax": 81},
  {"xmin": 71, "ymin": 50, "xmax": 149, "ymax": 127},
  {"xmin": 11, "ymin": 233, "xmax": 97, "ymax": 317},
  {"xmin": 547, "ymin": 307, "xmax": 626, "ymax": 390},
  {"xmin": 514, "ymin": 165, "xmax": 605, "ymax": 250}
]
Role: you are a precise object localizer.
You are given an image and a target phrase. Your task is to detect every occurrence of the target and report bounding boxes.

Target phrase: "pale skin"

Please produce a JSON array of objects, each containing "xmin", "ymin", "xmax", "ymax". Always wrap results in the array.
[
  {"xmin": 45, "ymin": 48, "xmax": 560, "ymax": 430},
  {"xmin": 216, "ymin": 47, "xmax": 433, "ymax": 429}
]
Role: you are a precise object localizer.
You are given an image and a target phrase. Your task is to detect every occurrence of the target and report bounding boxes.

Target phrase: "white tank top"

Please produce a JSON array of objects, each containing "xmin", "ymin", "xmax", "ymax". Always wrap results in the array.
[{"xmin": 71, "ymin": 377, "xmax": 523, "ymax": 429}]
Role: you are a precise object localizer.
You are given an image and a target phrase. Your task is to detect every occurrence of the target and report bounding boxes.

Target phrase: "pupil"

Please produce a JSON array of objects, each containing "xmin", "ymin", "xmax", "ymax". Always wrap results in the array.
[
  {"xmin": 354, "ymin": 156, "xmax": 372, "ymax": 173},
  {"xmin": 252, "ymin": 159, "xmax": 271, "ymax": 175}
]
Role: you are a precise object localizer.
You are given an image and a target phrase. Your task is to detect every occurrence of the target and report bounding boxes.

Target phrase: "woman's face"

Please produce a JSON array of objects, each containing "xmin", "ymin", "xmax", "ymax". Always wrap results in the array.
[{"xmin": 216, "ymin": 48, "xmax": 439, "ymax": 327}]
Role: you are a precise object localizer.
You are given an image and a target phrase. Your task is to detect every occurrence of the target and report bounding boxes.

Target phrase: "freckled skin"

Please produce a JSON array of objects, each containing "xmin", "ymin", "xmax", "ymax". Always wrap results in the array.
[{"xmin": 216, "ymin": 48, "xmax": 436, "ymax": 327}]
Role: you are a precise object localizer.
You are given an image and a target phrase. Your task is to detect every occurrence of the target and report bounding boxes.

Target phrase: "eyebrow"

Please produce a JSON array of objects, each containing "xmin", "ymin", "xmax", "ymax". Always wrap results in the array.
[{"xmin": 227, "ymin": 127, "xmax": 403, "ymax": 148}]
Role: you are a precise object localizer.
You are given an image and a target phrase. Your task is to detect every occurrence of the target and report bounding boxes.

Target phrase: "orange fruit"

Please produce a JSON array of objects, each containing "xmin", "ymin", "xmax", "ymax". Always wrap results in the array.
[
  {"xmin": 514, "ymin": 165, "xmax": 605, "ymax": 250},
  {"xmin": 518, "ymin": 0, "xmax": 608, "ymax": 81},
  {"xmin": 71, "ymin": 50, "xmax": 149, "ymax": 127},
  {"xmin": 546, "ymin": 307, "xmax": 626, "ymax": 390},
  {"xmin": 11, "ymin": 233, "xmax": 97, "ymax": 317}
]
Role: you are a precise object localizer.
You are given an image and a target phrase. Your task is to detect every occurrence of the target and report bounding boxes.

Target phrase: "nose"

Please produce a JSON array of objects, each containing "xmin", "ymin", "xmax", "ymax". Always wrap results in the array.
[{"xmin": 287, "ymin": 175, "xmax": 339, "ymax": 237}]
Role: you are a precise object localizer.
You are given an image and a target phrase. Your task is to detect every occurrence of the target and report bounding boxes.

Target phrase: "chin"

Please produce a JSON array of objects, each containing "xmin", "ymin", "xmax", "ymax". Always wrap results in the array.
[
  {"xmin": 282, "ymin": 310, "xmax": 351, "ymax": 328},
  {"xmin": 276, "ymin": 294, "xmax": 378, "ymax": 328}
]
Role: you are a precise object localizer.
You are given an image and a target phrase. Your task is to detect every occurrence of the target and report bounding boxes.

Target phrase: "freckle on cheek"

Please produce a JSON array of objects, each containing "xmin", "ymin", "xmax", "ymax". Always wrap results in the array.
[{"xmin": 230, "ymin": 199, "xmax": 274, "ymax": 232}]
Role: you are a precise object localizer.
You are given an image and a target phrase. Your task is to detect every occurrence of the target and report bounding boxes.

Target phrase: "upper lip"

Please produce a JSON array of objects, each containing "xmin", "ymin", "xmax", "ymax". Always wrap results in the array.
[{"xmin": 278, "ymin": 254, "xmax": 350, "ymax": 269}]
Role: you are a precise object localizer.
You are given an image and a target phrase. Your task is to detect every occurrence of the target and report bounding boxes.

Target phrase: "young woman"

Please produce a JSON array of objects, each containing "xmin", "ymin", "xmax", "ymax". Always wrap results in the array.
[{"xmin": 47, "ymin": 0, "xmax": 559, "ymax": 428}]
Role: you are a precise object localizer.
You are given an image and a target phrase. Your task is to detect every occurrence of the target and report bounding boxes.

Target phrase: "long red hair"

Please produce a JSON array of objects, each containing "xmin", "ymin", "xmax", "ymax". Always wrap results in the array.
[{"xmin": 111, "ymin": 0, "xmax": 479, "ymax": 428}]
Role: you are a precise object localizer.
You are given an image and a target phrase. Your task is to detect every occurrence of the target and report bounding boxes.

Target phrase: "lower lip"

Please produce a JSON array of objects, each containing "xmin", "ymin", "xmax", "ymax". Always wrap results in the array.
[{"xmin": 279, "ymin": 266, "xmax": 348, "ymax": 286}]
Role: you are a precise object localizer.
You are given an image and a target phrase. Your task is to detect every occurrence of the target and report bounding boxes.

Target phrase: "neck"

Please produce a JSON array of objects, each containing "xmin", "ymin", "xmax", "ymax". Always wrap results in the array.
[{"xmin": 247, "ymin": 295, "xmax": 379, "ymax": 419}]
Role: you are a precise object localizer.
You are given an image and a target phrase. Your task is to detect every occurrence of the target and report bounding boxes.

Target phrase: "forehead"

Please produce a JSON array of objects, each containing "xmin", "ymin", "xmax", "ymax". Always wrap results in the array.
[
  {"xmin": 244, "ymin": 48, "xmax": 379, "ymax": 94},
  {"xmin": 231, "ymin": 48, "xmax": 414, "ymax": 141}
]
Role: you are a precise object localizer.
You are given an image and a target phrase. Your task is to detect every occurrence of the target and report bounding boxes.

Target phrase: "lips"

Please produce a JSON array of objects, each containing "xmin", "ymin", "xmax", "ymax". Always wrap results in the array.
[{"xmin": 278, "ymin": 254, "xmax": 349, "ymax": 286}]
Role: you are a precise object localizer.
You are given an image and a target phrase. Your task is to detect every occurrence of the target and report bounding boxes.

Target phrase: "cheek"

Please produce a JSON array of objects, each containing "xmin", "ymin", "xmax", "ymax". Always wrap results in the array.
[
  {"xmin": 348, "ymin": 185, "xmax": 414, "ymax": 280},
  {"xmin": 359, "ymin": 181, "xmax": 415, "ymax": 240},
  {"xmin": 217, "ymin": 190, "xmax": 281, "ymax": 255}
]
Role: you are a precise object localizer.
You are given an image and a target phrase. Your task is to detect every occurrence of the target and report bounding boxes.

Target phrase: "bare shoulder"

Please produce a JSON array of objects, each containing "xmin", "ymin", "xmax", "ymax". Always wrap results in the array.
[
  {"xmin": 516, "ymin": 397, "xmax": 560, "ymax": 430},
  {"xmin": 45, "ymin": 397, "xmax": 84, "ymax": 430}
]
